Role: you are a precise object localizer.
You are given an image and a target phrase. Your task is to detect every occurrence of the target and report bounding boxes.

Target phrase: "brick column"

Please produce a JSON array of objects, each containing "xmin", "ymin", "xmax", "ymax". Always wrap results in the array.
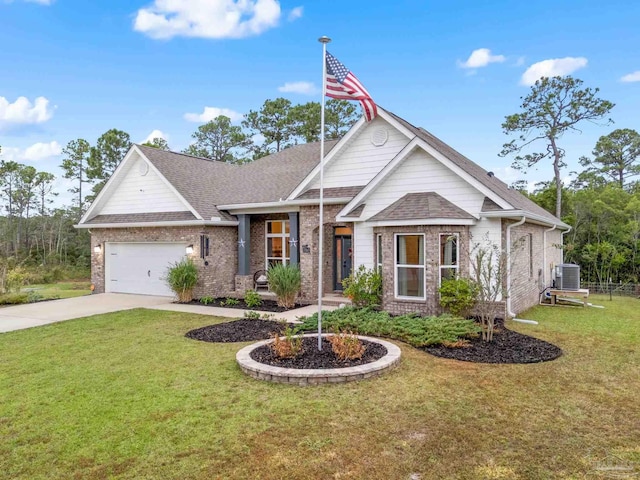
[
  {"xmin": 238, "ymin": 214, "xmax": 251, "ymax": 275},
  {"xmin": 288, "ymin": 212, "xmax": 300, "ymax": 267}
]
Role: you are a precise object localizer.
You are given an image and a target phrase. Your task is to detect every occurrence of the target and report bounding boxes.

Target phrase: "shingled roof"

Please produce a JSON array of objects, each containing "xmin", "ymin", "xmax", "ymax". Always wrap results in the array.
[
  {"xmin": 383, "ymin": 109, "xmax": 562, "ymax": 224},
  {"xmin": 84, "ymin": 211, "xmax": 197, "ymax": 225},
  {"xmin": 368, "ymin": 192, "xmax": 475, "ymax": 222}
]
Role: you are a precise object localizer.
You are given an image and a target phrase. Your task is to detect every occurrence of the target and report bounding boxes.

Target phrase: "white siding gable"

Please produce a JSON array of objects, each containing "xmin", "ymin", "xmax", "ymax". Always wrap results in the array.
[
  {"xmin": 360, "ymin": 149, "xmax": 485, "ymax": 221},
  {"xmin": 100, "ymin": 155, "xmax": 188, "ymax": 215},
  {"xmin": 307, "ymin": 116, "xmax": 409, "ymax": 190}
]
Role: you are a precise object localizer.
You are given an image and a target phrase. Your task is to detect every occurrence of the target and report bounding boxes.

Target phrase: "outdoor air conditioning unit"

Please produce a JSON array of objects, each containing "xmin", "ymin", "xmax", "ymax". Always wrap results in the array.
[{"xmin": 554, "ymin": 264, "xmax": 580, "ymax": 291}]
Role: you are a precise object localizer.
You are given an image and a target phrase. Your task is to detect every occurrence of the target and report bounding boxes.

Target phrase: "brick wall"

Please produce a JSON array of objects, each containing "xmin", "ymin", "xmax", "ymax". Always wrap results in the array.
[
  {"xmin": 504, "ymin": 221, "xmax": 564, "ymax": 315},
  {"xmin": 91, "ymin": 225, "xmax": 237, "ymax": 298},
  {"xmin": 298, "ymin": 204, "xmax": 350, "ymax": 300},
  {"xmin": 374, "ymin": 225, "xmax": 470, "ymax": 316}
]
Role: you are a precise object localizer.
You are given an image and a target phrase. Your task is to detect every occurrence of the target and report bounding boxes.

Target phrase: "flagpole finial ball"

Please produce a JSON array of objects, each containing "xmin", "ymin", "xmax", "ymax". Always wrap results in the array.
[{"xmin": 318, "ymin": 36, "xmax": 331, "ymax": 44}]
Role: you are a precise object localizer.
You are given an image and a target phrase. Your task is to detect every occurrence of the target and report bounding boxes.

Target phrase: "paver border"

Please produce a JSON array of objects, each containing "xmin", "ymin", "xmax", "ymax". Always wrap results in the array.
[{"xmin": 236, "ymin": 334, "xmax": 401, "ymax": 385}]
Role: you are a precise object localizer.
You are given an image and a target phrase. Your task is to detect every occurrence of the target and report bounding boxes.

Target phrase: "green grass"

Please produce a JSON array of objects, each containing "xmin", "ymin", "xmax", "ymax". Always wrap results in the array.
[
  {"xmin": 21, "ymin": 281, "xmax": 92, "ymax": 300},
  {"xmin": 0, "ymin": 294, "xmax": 639, "ymax": 479}
]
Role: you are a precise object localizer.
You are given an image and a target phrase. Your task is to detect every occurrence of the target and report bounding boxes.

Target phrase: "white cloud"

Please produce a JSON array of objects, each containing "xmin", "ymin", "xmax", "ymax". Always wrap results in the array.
[
  {"xmin": 142, "ymin": 129, "xmax": 168, "ymax": 143},
  {"xmin": 288, "ymin": 6, "xmax": 303, "ymax": 21},
  {"xmin": 277, "ymin": 81, "xmax": 318, "ymax": 95},
  {"xmin": 520, "ymin": 57, "xmax": 588, "ymax": 86},
  {"xmin": 0, "ymin": 141, "xmax": 62, "ymax": 162},
  {"xmin": 24, "ymin": 0, "xmax": 52, "ymax": 4},
  {"xmin": 183, "ymin": 106, "xmax": 243, "ymax": 123},
  {"xmin": 459, "ymin": 48, "xmax": 505, "ymax": 69},
  {"xmin": 620, "ymin": 71, "xmax": 640, "ymax": 83},
  {"xmin": 0, "ymin": 96, "xmax": 55, "ymax": 130},
  {"xmin": 133, "ymin": 0, "xmax": 285, "ymax": 40}
]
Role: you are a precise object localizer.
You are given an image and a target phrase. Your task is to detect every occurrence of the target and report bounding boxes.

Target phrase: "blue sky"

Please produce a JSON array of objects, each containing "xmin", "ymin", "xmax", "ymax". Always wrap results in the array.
[{"xmin": 1, "ymin": 0, "xmax": 639, "ymax": 207}]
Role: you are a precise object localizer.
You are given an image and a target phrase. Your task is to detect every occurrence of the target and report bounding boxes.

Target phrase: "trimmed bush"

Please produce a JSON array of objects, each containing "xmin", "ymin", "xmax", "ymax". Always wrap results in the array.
[
  {"xmin": 300, "ymin": 307, "xmax": 480, "ymax": 347},
  {"xmin": 439, "ymin": 277, "xmax": 478, "ymax": 318},
  {"xmin": 0, "ymin": 292, "xmax": 30, "ymax": 305},
  {"xmin": 165, "ymin": 258, "xmax": 198, "ymax": 303},
  {"xmin": 244, "ymin": 289, "xmax": 262, "ymax": 309},
  {"xmin": 342, "ymin": 265, "xmax": 382, "ymax": 308},
  {"xmin": 267, "ymin": 264, "xmax": 301, "ymax": 309}
]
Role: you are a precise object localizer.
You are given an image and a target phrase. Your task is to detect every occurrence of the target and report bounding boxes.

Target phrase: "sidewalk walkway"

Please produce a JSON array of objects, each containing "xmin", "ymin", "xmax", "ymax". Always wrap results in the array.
[{"xmin": 150, "ymin": 302, "xmax": 337, "ymax": 323}]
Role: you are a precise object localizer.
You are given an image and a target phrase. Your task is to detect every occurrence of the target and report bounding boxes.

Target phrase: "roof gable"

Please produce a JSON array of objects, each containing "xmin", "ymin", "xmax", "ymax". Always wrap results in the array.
[
  {"xmin": 369, "ymin": 192, "xmax": 475, "ymax": 222},
  {"xmin": 80, "ymin": 146, "xmax": 200, "ymax": 224}
]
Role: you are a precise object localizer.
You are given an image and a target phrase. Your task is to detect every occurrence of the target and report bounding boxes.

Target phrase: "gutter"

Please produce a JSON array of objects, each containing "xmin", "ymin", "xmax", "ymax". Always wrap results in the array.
[
  {"xmin": 481, "ymin": 210, "xmax": 570, "ymax": 230},
  {"xmin": 217, "ymin": 197, "xmax": 354, "ymax": 211},
  {"xmin": 506, "ymin": 216, "xmax": 526, "ymax": 319},
  {"xmin": 75, "ymin": 219, "xmax": 239, "ymax": 229}
]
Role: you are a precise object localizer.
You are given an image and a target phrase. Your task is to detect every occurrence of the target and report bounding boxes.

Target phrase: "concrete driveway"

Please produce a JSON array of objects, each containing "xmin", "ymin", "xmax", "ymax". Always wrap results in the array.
[{"xmin": 0, "ymin": 293, "xmax": 172, "ymax": 333}]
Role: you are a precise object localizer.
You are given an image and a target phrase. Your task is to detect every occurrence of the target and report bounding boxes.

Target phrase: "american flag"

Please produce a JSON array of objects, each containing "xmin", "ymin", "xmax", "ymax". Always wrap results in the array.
[{"xmin": 325, "ymin": 51, "xmax": 377, "ymax": 122}]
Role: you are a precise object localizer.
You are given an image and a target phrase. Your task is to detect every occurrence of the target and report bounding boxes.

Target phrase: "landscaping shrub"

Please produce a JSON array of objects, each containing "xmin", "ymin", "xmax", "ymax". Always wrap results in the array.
[
  {"xmin": 342, "ymin": 265, "xmax": 382, "ymax": 307},
  {"xmin": 221, "ymin": 297, "xmax": 240, "ymax": 307},
  {"xmin": 439, "ymin": 277, "xmax": 478, "ymax": 318},
  {"xmin": 244, "ymin": 289, "xmax": 262, "ymax": 309},
  {"xmin": 267, "ymin": 264, "xmax": 301, "ymax": 309},
  {"xmin": 300, "ymin": 307, "xmax": 480, "ymax": 347},
  {"xmin": 0, "ymin": 292, "xmax": 29, "ymax": 305},
  {"xmin": 165, "ymin": 258, "xmax": 198, "ymax": 303},
  {"xmin": 328, "ymin": 330, "xmax": 366, "ymax": 360},
  {"xmin": 199, "ymin": 296, "xmax": 214, "ymax": 305},
  {"xmin": 244, "ymin": 310, "xmax": 261, "ymax": 319},
  {"xmin": 271, "ymin": 324, "xmax": 303, "ymax": 358}
]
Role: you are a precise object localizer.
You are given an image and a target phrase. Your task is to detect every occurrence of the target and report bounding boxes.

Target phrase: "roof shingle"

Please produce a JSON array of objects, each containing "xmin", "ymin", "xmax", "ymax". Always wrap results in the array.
[{"xmin": 368, "ymin": 192, "xmax": 475, "ymax": 222}]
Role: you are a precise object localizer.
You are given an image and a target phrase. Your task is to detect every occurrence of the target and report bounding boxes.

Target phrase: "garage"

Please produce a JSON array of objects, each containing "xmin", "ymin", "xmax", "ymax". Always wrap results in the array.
[{"xmin": 105, "ymin": 242, "xmax": 187, "ymax": 296}]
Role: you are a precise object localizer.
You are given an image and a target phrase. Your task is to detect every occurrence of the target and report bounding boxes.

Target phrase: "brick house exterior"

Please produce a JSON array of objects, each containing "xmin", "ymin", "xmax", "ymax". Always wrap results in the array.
[{"xmin": 79, "ymin": 108, "xmax": 569, "ymax": 316}]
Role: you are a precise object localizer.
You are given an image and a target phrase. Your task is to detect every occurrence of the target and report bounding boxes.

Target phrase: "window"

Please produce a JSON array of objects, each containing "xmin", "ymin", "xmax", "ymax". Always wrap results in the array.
[
  {"xmin": 266, "ymin": 220, "xmax": 290, "ymax": 267},
  {"xmin": 395, "ymin": 234, "xmax": 425, "ymax": 299},
  {"xmin": 376, "ymin": 234, "xmax": 383, "ymax": 271},
  {"xmin": 439, "ymin": 233, "xmax": 459, "ymax": 285}
]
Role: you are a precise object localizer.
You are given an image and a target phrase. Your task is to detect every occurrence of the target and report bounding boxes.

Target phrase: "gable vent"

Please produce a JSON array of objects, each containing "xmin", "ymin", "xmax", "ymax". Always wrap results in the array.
[{"xmin": 370, "ymin": 127, "xmax": 388, "ymax": 147}]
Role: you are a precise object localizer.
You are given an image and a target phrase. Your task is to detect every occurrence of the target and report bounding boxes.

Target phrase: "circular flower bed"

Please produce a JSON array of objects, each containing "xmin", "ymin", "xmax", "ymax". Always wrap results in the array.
[{"xmin": 236, "ymin": 334, "xmax": 401, "ymax": 386}]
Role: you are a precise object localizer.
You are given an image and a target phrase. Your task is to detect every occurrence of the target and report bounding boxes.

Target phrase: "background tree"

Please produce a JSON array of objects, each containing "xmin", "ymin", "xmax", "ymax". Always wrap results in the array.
[
  {"xmin": 142, "ymin": 137, "xmax": 170, "ymax": 151},
  {"xmin": 86, "ymin": 129, "xmax": 131, "ymax": 199},
  {"xmin": 242, "ymin": 98, "xmax": 296, "ymax": 156},
  {"xmin": 580, "ymin": 128, "xmax": 640, "ymax": 189},
  {"xmin": 60, "ymin": 138, "xmax": 91, "ymax": 218},
  {"xmin": 500, "ymin": 76, "xmax": 614, "ymax": 218},
  {"xmin": 183, "ymin": 116, "xmax": 252, "ymax": 163},
  {"xmin": 325, "ymin": 99, "xmax": 359, "ymax": 139}
]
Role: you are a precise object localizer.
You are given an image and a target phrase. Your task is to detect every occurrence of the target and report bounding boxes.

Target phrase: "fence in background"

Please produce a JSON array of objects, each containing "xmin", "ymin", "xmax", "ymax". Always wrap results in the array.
[{"xmin": 581, "ymin": 282, "xmax": 640, "ymax": 297}]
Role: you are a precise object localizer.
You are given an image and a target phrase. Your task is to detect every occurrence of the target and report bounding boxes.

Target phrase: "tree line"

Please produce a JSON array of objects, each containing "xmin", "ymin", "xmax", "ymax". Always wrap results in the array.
[
  {"xmin": 0, "ymin": 98, "xmax": 358, "ymax": 274},
  {"xmin": 501, "ymin": 76, "xmax": 639, "ymax": 283}
]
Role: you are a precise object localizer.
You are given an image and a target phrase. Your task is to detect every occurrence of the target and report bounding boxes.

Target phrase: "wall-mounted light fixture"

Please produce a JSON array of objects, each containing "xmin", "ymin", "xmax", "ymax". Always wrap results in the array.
[
  {"xmin": 94, "ymin": 244, "xmax": 102, "ymax": 253},
  {"xmin": 185, "ymin": 244, "xmax": 194, "ymax": 255}
]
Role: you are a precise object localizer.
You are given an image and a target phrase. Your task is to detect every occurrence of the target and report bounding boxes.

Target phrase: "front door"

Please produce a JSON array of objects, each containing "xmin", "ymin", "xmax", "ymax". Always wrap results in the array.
[{"xmin": 333, "ymin": 227, "xmax": 353, "ymax": 291}]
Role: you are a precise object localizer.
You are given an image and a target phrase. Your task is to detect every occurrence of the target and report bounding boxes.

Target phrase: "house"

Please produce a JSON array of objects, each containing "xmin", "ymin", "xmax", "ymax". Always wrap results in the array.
[{"xmin": 77, "ymin": 108, "xmax": 570, "ymax": 317}]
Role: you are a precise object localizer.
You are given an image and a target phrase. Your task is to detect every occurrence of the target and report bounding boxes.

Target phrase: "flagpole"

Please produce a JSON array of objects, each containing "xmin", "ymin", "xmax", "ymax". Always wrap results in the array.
[{"xmin": 317, "ymin": 35, "xmax": 331, "ymax": 351}]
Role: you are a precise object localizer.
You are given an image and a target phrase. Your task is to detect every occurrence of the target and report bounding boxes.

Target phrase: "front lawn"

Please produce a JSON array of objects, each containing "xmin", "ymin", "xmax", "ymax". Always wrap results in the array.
[
  {"xmin": 22, "ymin": 281, "xmax": 92, "ymax": 300},
  {"xmin": 0, "ymin": 295, "xmax": 638, "ymax": 479}
]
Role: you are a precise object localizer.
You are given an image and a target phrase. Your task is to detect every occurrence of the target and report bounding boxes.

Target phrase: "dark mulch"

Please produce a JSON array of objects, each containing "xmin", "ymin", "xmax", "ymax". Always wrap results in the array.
[
  {"xmin": 185, "ymin": 319, "xmax": 286, "ymax": 343},
  {"xmin": 424, "ymin": 320, "xmax": 563, "ymax": 364},
  {"xmin": 250, "ymin": 336, "xmax": 387, "ymax": 369},
  {"xmin": 187, "ymin": 298, "xmax": 309, "ymax": 313}
]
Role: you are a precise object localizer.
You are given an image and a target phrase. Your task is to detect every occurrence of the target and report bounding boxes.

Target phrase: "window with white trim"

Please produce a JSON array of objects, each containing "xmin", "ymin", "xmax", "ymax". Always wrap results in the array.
[
  {"xmin": 395, "ymin": 234, "xmax": 425, "ymax": 299},
  {"xmin": 376, "ymin": 234, "xmax": 383, "ymax": 271},
  {"xmin": 439, "ymin": 233, "xmax": 459, "ymax": 285},
  {"xmin": 266, "ymin": 220, "xmax": 290, "ymax": 267}
]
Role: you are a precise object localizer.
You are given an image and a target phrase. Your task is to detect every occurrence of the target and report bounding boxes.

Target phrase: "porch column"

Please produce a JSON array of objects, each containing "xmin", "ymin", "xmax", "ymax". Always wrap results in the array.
[
  {"xmin": 288, "ymin": 212, "xmax": 300, "ymax": 267},
  {"xmin": 238, "ymin": 214, "xmax": 251, "ymax": 275}
]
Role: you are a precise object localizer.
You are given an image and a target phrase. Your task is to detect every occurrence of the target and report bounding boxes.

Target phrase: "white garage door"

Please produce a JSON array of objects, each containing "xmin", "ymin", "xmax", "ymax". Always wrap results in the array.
[{"xmin": 105, "ymin": 242, "xmax": 187, "ymax": 296}]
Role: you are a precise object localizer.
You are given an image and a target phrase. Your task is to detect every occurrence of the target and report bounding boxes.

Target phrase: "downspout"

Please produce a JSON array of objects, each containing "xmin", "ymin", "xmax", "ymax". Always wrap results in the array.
[
  {"xmin": 506, "ymin": 216, "xmax": 526, "ymax": 319},
  {"xmin": 543, "ymin": 224, "xmax": 557, "ymax": 286},
  {"xmin": 560, "ymin": 226, "xmax": 572, "ymax": 263}
]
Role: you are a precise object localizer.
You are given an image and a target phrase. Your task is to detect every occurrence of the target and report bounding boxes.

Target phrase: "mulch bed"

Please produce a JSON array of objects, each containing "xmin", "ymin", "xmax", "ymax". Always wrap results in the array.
[
  {"xmin": 187, "ymin": 298, "xmax": 309, "ymax": 313},
  {"xmin": 185, "ymin": 319, "xmax": 286, "ymax": 343},
  {"xmin": 250, "ymin": 336, "xmax": 387, "ymax": 369},
  {"xmin": 424, "ymin": 320, "xmax": 563, "ymax": 364}
]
